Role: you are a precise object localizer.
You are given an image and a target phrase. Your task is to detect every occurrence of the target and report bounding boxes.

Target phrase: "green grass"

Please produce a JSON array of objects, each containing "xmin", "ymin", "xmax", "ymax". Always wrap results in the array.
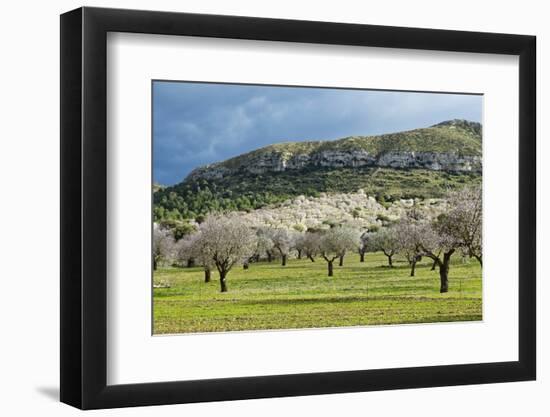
[{"xmin": 153, "ymin": 252, "xmax": 482, "ymax": 334}]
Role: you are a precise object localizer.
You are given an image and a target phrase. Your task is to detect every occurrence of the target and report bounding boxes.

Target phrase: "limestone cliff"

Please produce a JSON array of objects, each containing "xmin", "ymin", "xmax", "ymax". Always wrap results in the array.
[{"xmin": 186, "ymin": 119, "xmax": 482, "ymax": 181}]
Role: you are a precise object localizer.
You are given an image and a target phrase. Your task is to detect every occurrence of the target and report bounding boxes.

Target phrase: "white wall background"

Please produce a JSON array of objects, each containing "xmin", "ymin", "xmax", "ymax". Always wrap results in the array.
[{"xmin": 0, "ymin": 0, "xmax": 545, "ymax": 415}]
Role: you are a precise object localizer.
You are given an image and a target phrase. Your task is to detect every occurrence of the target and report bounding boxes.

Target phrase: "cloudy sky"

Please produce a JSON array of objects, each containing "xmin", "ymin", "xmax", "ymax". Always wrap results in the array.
[{"xmin": 153, "ymin": 81, "xmax": 482, "ymax": 185}]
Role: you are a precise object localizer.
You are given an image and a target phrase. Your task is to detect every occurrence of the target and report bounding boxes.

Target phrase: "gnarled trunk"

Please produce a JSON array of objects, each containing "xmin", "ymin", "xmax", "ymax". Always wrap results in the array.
[
  {"xmin": 297, "ymin": 249, "xmax": 302, "ymax": 259},
  {"xmin": 339, "ymin": 254, "xmax": 344, "ymax": 267},
  {"xmin": 439, "ymin": 263, "xmax": 449, "ymax": 293},
  {"xmin": 267, "ymin": 251, "xmax": 273, "ymax": 262},
  {"xmin": 281, "ymin": 254, "xmax": 287, "ymax": 266},
  {"xmin": 204, "ymin": 267, "xmax": 211, "ymax": 283},
  {"xmin": 410, "ymin": 255, "xmax": 422, "ymax": 277},
  {"xmin": 439, "ymin": 250, "xmax": 455, "ymax": 293},
  {"xmin": 430, "ymin": 258, "xmax": 437, "ymax": 271},
  {"xmin": 359, "ymin": 251, "xmax": 365, "ymax": 262},
  {"xmin": 410, "ymin": 260, "xmax": 417, "ymax": 277},
  {"xmin": 474, "ymin": 255, "xmax": 483, "ymax": 266},
  {"xmin": 328, "ymin": 260, "xmax": 334, "ymax": 277},
  {"xmin": 308, "ymin": 254, "xmax": 315, "ymax": 262},
  {"xmin": 219, "ymin": 270, "xmax": 228, "ymax": 293}
]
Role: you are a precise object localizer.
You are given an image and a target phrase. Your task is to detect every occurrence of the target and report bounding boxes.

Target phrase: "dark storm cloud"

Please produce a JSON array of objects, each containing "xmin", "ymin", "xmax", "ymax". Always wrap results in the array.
[{"xmin": 153, "ymin": 81, "xmax": 482, "ymax": 185}]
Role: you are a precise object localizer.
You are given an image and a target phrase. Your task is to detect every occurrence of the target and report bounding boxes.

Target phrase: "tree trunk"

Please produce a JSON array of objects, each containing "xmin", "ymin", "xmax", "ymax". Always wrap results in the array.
[
  {"xmin": 410, "ymin": 260, "xmax": 417, "ymax": 277},
  {"xmin": 187, "ymin": 258, "xmax": 195, "ymax": 268},
  {"xmin": 359, "ymin": 252, "xmax": 365, "ymax": 262},
  {"xmin": 153, "ymin": 256, "xmax": 157, "ymax": 271},
  {"xmin": 474, "ymin": 255, "xmax": 483, "ymax": 266},
  {"xmin": 439, "ymin": 250, "xmax": 454, "ymax": 293},
  {"xmin": 204, "ymin": 267, "xmax": 211, "ymax": 283},
  {"xmin": 430, "ymin": 258, "xmax": 437, "ymax": 271},
  {"xmin": 297, "ymin": 249, "xmax": 302, "ymax": 259},
  {"xmin": 328, "ymin": 260, "xmax": 334, "ymax": 277},
  {"xmin": 339, "ymin": 254, "xmax": 344, "ymax": 267},
  {"xmin": 308, "ymin": 254, "xmax": 315, "ymax": 262},
  {"xmin": 281, "ymin": 254, "xmax": 287, "ymax": 266},
  {"xmin": 219, "ymin": 271, "xmax": 228, "ymax": 293},
  {"xmin": 243, "ymin": 262, "xmax": 249, "ymax": 270},
  {"xmin": 439, "ymin": 262, "xmax": 449, "ymax": 293},
  {"xmin": 387, "ymin": 254, "xmax": 393, "ymax": 268},
  {"xmin": 267, "ymin": 251, "xmax": 273, "ymax": 262}
]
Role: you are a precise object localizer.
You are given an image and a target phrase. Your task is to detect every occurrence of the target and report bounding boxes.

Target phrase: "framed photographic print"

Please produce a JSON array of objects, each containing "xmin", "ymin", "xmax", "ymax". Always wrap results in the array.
[{"xmin": 60, "ymin": 6, "xmax": 536, "ymax": 410}]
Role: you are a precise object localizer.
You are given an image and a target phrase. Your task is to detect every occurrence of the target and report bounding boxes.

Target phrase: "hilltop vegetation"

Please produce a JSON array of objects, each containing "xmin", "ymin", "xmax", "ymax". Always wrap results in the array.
[
  {"xmin": 219, "ymin": 118, "xmax": 482, "ymax": 170},
  {"xmin": 154, "ymin": 167, "xmax": 480, "ymax": 221},
  {"xmin": 153, "ymin": 119, "xmax": 482, "ymax": 222}
]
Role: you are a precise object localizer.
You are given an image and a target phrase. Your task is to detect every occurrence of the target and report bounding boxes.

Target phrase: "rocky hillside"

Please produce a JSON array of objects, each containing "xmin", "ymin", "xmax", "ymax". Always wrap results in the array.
[
  {"xmin": 187, "ymin": 119, "xmax": 482, "ymax": 181},
  {"xmin": 154, "ymin": 120, "xmax": 482, "ymax": 222}
]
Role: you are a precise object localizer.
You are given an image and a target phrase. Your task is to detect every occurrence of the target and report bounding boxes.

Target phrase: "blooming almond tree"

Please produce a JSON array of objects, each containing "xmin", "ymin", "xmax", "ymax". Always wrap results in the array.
[
  {"xmin": 270, "ymin": 228, "xmax": 294, "ymax": 266},
  {"xmin": 199, "ymin": 214, "xmax": 257, "ymax": 292},
  {"xmin": 412, "ymin": 186, "xmax": 482, "ymax": 292},
  {"xmin": 152, "ymin": 224, "xmax": 175, "ymax": 271},
  {"xmin": 369, "ymin": 227, "xmax": 400, "ymax": 268},
  {"xmin": 319, "ymin": 227, "xmax": 360, "ymax": 276},
  {"xmin": 415, "ymin": 221, "xmax": 461, "ymax": 293},
  {"xmin": 293, "ymin": 233, "xmax": 307, "ymax": 260},
  {"xmin": 336, "ymin": 226, "xmax": 361, "ymax": 266},
  {"xmin": 395, "ymin": 219, "xmax": 423, "ymax": 276},
  {"xmin": 358, "ymin": 231, "xmax": 370, "ymax": 262},
  {"xmin": 444, "ymin": 185, "xmax": 482, "ymax": 265},
  {"xmin": 300, "ymin": 232, "xmax": 321, "ymax": 262},
  {"xmin": 187, "ymin": 232, "xmax": 215, "ymax": 283},
  {"xmin": 173, "ymin": 234, "xmax": 193, "ymax": 267},
  {"xmin": 255, "ymin": 227, "xmax": 275, "ymax": 262}
]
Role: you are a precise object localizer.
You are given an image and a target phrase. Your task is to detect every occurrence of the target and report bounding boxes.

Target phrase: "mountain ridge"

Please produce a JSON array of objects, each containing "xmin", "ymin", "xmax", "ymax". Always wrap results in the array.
[
  {"xmin": 187, "ymin": 119, "xmax": 482, "ymax": 181},
  {"xmin": 153, "ymin": 119, "xmax": 482, "ymax": 221}
]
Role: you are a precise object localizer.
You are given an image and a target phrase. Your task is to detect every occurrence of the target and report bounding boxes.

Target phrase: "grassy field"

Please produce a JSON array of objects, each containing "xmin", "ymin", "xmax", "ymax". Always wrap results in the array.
[{"xmin": 153, "ymin": 252, "xmax": 482, "ymax": 334}]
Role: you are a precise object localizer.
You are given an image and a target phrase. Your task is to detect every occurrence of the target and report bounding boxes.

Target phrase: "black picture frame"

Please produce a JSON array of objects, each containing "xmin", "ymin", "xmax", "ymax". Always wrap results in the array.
[{"xmin": 60, "ymin": 6, "xmax": 536, "ymax": 410}]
